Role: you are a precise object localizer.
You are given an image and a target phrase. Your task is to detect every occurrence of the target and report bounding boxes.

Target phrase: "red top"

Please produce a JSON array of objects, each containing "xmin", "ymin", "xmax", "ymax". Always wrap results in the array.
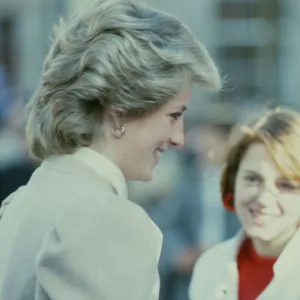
[{"xmin": 237, "ymin": 238, "xmax": 277, "ymax": 300}]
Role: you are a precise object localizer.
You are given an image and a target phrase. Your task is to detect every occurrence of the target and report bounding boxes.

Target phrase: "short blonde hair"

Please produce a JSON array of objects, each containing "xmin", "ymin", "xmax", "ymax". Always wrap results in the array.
[
  {"xmin": 25, "ymin": 0, "xmax": 221, "ymax": 160},
  {"xmin": 221, "ymin": 108, "xmax": 300, "ymax": 210}
]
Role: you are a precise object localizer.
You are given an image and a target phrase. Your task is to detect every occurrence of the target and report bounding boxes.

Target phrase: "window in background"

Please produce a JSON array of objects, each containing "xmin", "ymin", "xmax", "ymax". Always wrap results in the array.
[{"xmin": 217, "ymin": 0, "xmax": 279, "ymax": 105}]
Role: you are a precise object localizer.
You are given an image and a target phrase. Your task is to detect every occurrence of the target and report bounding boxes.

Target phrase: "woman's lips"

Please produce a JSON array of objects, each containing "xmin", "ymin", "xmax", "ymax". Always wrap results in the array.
[{"xmin": 249, "ymin": 208, "xmax": 277, "ymax": 226}]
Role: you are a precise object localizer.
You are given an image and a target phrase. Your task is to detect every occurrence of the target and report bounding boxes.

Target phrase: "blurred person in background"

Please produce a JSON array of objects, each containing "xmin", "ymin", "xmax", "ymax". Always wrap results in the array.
[
  {"xmin": 192, "ymin": 122, "xmax": 240, "ymax": 249},
  {"xmin": 190, "ymin": 108, "xmax": 300, "ymax": 300},
  {"xmin": 129, "ymin": 148, "xmax": 203, "ymax": 300},
  {"xmin": 0, "ymin": 0, "xmax": 221, "ymax": 299},
  {"xmin": 0, "ymin": 96, "xmax": 37, "ymax": 202},
  {"xmin": 0, "ymin": 60, "xmax": 37, "ymax": 203},
  {"xmin": 0, "ymin": 61, "xmax": 10, "ymax": 118}
]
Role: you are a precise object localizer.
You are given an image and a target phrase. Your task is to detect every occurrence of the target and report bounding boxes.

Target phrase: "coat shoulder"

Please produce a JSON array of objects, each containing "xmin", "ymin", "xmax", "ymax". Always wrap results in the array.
[
  {"xmin": 55, "ymin": 189, "xmax": 162, "ymax": 249},
  {"xmin": 189, "ymin": 237, "xmax": 237, "ymax": 299},
  {"xmin": 195, "ymin": 237, "xmax": 236, "ymax": 272}
]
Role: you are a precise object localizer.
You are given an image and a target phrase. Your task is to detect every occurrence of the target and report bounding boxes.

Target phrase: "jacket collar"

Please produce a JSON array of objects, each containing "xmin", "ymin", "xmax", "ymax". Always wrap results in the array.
[
  {"xmin": 273, "ymin": 229, "xmax": 300, "ymax": 277},
  {"xmin": 0, "ymin": 148, "xmax": 129, "ymax": 220},
  {"xmin": 231, "ymin": 228, "xmax": 300, "ymax": 278},
  {"xmin": 72, "ymin": 147, "xmax": 128, "ymax": 198}
]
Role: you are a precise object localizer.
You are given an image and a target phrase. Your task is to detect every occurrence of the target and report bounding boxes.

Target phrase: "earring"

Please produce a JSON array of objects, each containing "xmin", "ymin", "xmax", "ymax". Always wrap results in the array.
[
  {"xmin": 112, "ymin": 125, "xmax": 125, "ymax": 139},
  {"xmin": 223, "ymin": 193, "xmax": 235, "ymax": 212}
]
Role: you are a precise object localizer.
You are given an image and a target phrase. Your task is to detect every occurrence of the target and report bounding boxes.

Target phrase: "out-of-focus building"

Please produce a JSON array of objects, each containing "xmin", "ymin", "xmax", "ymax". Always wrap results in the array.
[
  {"xmin": 1, "ymin": 0, "xmax": 298, "ymax": 119},
  {"xmin": 0, "ymin": 0, "xmax": 66, "ymax": 94},
  {"xmin": 278, "ymin": 0, "xmax": 300, "ymax": 108},
  {"xmin": 218, "ymin": 0, "xmax": 279, "ymax": 104},
  {"xmin": 131, "ymin": 0, "xmax": 300, "ymax": 123}
]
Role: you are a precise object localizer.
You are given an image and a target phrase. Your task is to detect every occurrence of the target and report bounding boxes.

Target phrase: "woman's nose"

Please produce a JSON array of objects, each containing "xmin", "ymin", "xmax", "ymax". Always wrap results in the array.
[
  {"xmin": 256, "ymin": 185, "xmax": 278, "ymax": 206},
  {"xmin": 169, "ymin": 123, "xmax": 184, "ymax": 148}
]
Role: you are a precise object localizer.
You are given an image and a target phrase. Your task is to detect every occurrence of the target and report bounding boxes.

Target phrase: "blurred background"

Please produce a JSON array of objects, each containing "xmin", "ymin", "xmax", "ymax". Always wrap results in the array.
[{"xmin": 0, "ymin": 0, "xmax": 299, "ymax": 299}]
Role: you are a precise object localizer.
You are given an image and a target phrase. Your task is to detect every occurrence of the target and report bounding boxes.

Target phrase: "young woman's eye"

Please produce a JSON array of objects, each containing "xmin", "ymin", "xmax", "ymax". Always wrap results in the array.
[
  {"xmin": 278, "ymin": 181, "xmax": 297, "ymax": 192},
  {"xmin": 244, "ymin": 175, "xmax": 260, "ymax": 184},
  {"xmin": 170, "ymin": 112, "xmax": 182, "ymax": 121}
]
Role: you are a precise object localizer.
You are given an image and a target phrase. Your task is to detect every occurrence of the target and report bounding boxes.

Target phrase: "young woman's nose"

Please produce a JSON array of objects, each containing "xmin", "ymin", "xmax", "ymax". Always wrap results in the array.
[{"xmin": 256, "ymin": 185, "xmax": 278, "ymax": 206}]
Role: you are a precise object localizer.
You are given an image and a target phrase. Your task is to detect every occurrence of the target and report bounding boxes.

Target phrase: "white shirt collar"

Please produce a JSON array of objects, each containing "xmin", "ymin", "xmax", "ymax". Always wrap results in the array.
[
  {"xmin": 273, "ymin": 228, "xmax": 300, "ymax": 277},
  {"xmin": 72, "ymin": 147, "xmax": 128, "ymax": 198},
  {"xmin": 232, "ymin": 228, "xmax": 300, "ymax": 278}
]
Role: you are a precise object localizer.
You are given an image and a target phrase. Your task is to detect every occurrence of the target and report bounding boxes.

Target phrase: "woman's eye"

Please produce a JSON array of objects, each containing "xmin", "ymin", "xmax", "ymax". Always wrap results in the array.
[
  {"xmin": 278, "ymin": 181, "xmax": 296, "ymax": 191},
  {"xmin": 244, "ymin": 175, "xmax": 260, "ymax": 184},
  {"xmin": 170, "ymin": 112, "xmax": 182, "ymax": 121}
]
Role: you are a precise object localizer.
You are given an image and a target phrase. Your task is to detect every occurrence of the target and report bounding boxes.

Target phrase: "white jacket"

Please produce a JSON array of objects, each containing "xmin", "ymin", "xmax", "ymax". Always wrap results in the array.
[
  {"xmin": 0, "ymin": 148, "xmax": 162, "ymax": 300},
  {"xmin": 189, "ymin": 229, "xmax": 300, "ymax": 300}
]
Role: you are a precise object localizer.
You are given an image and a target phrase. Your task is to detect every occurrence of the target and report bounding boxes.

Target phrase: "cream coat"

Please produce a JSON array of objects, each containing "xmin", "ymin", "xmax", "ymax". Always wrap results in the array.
[
  {"xmin": 0, "ymin": 148, "xmax": 162, "ymax": 300},
  {"xmin": 189, "ymin": 230, "xmax": 300, "ymax": 300}
]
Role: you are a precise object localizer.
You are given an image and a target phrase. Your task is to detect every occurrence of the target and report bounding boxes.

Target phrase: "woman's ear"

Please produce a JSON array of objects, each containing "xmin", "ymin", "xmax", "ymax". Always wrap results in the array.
[{"xmin": 105, "ymin": 108, "xmax": 122, "ymax": 128}]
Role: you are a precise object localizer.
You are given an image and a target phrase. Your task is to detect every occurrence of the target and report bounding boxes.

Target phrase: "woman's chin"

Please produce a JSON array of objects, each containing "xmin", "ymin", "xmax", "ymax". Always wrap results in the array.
[
  {"xmin": 126, "ymin": 169, "xmax": 153, "ymax": 182},
  {"xmin": 247, "ymin": 229, "xmax": 278, "ymax": 243}
]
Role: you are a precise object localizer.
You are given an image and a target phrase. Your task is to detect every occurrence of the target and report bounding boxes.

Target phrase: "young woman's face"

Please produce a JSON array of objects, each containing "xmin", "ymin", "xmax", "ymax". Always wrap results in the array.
[
  {"xmin": 117, "ymin": 85, "xmax": 192, "ymax": 181},
  {"xmin": 235, "ymin": 142, "xmax": 300, "ymax": 243}
]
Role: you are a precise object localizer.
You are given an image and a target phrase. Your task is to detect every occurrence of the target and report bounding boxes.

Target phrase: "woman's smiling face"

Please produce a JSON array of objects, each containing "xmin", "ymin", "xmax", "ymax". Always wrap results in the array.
[{"xmin": 235, "ymin": 143, "xmax": 300, "ymax": 243}]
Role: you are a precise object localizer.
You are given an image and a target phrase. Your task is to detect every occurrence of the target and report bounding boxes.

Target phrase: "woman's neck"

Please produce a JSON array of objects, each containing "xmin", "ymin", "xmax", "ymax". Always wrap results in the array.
[{"xmin": 251, "ymin": 227, "xmax": 297, "ymax": 257}]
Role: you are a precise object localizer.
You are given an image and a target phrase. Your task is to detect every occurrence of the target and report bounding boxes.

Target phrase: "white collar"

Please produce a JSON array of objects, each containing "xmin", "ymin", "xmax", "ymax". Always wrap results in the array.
[
  {"xmin": 72, "ymin": 147, "xmax": 128, "ymax": 198},
  {"xmin": 232, "ymin": 228, "xmax": 300, "ymax": 278},
  {"xmin": 273, "ymin": 228, "xmax": 300, "ymax": 277}
]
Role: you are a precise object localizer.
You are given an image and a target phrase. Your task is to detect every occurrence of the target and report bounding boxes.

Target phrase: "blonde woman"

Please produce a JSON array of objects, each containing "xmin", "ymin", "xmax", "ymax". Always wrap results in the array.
[
  {"xmin": 0, "ymin": 0, "xmax": 220, "ymax": 299},
  {"xmin": 189, "ymin": 108, "xmax": 300, "ymax": 300}
]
